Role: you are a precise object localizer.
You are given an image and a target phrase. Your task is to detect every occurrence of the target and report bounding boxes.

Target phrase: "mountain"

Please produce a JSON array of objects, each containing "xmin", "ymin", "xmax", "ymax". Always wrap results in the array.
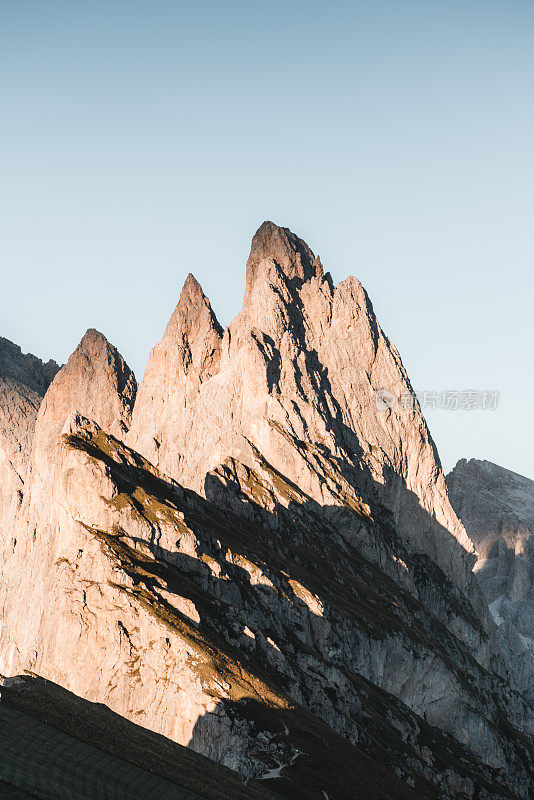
[
  {"xmin": 0, "ymin": 337, "xmax": 59, "ymax": 556},
  {"xmin": 447, "ymin": 458, "xmax": 534, "ymax": 706},
  {"xmin": 0, "ymin": 223, "xmax": 532, "ymax": 799},
  {"xmin": 128, "ymin": 222, "xmax": 476, "ymax": 589},
  {"xmin": 0, "ymin": 336, "xmax": 59, "ymax": 485}
]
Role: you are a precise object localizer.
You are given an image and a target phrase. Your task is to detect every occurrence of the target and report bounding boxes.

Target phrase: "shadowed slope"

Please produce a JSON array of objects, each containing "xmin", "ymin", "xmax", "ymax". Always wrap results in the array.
[
  {"xmin": 0, "ymin": 675, "xmax": 277, "ymax": 800},
  {"xmin": 2, "ymin": 417, "xmax": 530, "ymax": 798}
]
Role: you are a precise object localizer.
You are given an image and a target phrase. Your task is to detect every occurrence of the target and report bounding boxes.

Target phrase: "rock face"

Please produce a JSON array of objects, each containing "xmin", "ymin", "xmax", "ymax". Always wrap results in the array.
[
  {"xmin": 447, "ymin": 458, "xmax": 534, "ymax": 705},
  {"xmin": 0, "ymin": 337, "xmax": 59, "ymax": 550},
  {"xmin": 0, "ymin": 337, "xmax": 59, "ymax": 477},
  {"xmin": 130, "ymin": 273, "xmax": 223, "ymax": 478},
  {"xmin": 30, "ymin": 328, "xmax": 136, "ymax": 470},
  {"xmin": 0, "ymin": 224, "xmax": 532, "ymax": 799},
  {"xmin": 0, "ymin": 329, "xmax": 137, "ymax": 678},
  {"xmin": 129, "ymin": 222, "xmax": 475, "ymax": 589}
]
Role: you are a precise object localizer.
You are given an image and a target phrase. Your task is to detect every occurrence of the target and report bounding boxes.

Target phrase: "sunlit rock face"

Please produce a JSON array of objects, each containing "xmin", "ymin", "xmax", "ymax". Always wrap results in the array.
[
  {"xmin": 0, "ymin": 225, "xmax": 532, "ymax": 799},
  {"xmin": 0, "ymin": 329, "xmax": 137, "ymax": 672},
  {"xmin": 129, "ymin": 222, "xmax": 476, "ymax": 591},
  {"xmin": 448, "ymin": 458, "xmax": 534, "ymax": 704}
]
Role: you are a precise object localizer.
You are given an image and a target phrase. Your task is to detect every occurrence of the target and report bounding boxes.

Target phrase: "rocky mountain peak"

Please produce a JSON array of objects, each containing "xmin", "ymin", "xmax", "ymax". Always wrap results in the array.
[
  {"xmin": 0, "ymin": 336, "xmax": 59, "ymax": 395},
  {"xmin": 164, "ymin": 273, "xmax": 223, "ymax": 345},
  {"xmin": 246, "ymin": 221, "xmax": 324, "ymax": 288},
  {"xmin": 32, "ymin": 328, "xmax": 136, "ymax": 464},
  {"xmin": 75, "ymin": 328, "xmax": 136, "ymax": 402},
  {"xmin": 0, "ymin": 338, "xmax": 61, "ymax": 536},
  {"xmin": 128, "ymin": 222, "xmax": 477, "ymax": 598},
  {"xmin": 127, "ymin": 275, "xmax": 223, "ymax": 475},
  {"xmin": 447, "ymin": 459, "xmax": 534, "ymax": 555}
]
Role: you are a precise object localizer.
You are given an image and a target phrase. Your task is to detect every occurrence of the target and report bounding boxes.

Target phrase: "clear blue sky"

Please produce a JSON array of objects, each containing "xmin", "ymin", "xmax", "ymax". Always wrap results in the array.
[{"xmin": 1, "ymin": 1, "xmax": 533, "ymax": 479}]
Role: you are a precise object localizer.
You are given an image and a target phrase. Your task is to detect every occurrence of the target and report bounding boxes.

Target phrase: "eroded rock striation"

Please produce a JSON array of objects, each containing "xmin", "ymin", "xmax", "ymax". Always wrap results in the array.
[
  {"xmin": 0, "ymin": 224, "xmax": 532, "ymax": 799},
  {"xmin": 448, "ymin": 458, "xmax": 534, "ymax": 706}
]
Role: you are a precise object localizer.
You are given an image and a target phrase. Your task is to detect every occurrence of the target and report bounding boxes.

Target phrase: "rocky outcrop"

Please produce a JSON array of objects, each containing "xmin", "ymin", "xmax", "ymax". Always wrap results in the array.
[
  {"xmin": 0, "ymin": 329, "xmax": 136, "ymax": 676},
  {"xmin": 32, "ymin": 328, "xmax": 136, "ymax": 460},
  {"xmin": 130, "ymin": 275, "xmax": 222, "ymax": 479},
  {"xmin": 447, "ymin": 458, "xmax": 534, "ymax": 704},
  {"xmin": 0, "ymin": 337, "xmax": 59, "ymax": 477},
  {"xmin": 0, "ymin": 337, "xmax": 59, "ymax": 552},
  {"xmin": 0, "ymin": 337, "xmax": 58, "ymax": 396},
  {"xmin": 0, "ymin": 225, "xmax": 532, "ymax": 799}
]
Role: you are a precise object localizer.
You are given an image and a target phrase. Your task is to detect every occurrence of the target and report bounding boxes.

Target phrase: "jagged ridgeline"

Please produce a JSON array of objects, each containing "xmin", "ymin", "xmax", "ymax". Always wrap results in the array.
[{"xmin": 0, "ymin": 223, "xmax": 532, "ymax": 800}]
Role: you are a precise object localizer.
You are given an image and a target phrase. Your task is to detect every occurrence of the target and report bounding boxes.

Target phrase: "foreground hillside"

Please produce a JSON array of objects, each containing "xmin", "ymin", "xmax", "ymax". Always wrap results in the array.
[
  {"xmin": 0, "ymin": 674, "xmax": 277, "ymax": 800},
  {"xmin": 0, "ymin": 223, "xmax": 532, "ymax": 798}
]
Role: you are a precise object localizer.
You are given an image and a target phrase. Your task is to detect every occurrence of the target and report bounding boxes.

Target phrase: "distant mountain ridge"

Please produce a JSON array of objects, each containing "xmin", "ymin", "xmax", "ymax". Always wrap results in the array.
[
  {"xmin": 0, "ymin": 338, "xmax": 60, "ymax": 558},
  {"xmin": 448, "ymin": 458, "xmax": 534, "ymax": 706}
]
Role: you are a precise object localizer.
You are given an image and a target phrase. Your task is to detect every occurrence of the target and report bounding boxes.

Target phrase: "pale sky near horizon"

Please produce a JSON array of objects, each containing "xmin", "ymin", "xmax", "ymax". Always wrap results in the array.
[{"xmin": 1, "ymin": 1, "xmax": 533, "ymax": 479}]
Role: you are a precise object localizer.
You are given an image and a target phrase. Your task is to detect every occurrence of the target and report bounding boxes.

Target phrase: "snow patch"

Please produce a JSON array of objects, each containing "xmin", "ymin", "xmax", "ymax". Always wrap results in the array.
[
  {"xmin": 258, "ymin": 751, "xmax": 300, "ymax": 780},
  {"xmin": 489, "ymin": 595, "xmax": 505, "ymax": 626}
]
